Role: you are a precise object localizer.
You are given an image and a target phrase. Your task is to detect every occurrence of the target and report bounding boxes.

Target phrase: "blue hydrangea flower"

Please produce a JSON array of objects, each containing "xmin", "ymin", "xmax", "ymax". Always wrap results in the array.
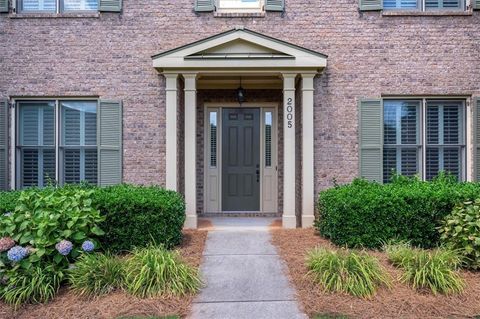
[
  {"xmin": 7, "ymin": 246, "xmax": 28, "ymax": 262},
  {"xmin": 55, "ymin": 240, "xmax": 73, "ymax": 256},
  {"xmin": 81, "ymin": 240, "xmax": 95, "ymax": 252}
]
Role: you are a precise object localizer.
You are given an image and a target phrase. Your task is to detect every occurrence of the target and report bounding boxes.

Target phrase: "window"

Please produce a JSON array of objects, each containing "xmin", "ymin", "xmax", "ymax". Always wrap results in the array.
[
  {"xmin": 217, "ymin": 0, "xmax": 263, "ymax": 11},
  {"xmin": 383, "ymin": 0, "xmax": 463, "ymax": 10},
  {"xmin": 17, "ymin": 100, "xmax": 98, "ymax": 188},
  {"xmin": 265, "ymin": 111, "xmax": 272, "ymax": 167},
  {"xmin": 383, "ymin": 99, "xmax": 465, "ymax": 183},
  {"xmin": 60, "ymin": 101, "xmax": 97, "ymax": 184},
  {"xmin": 209, "ymin": 111, "xmax": 218, "ymax": 168},
  {"xmin": 19, "ymin": 0, "xmax": 98, "ymax": 13},
  {"xmin": 383, "ymin": 100, "xmax": 421, "ymax": 182}
]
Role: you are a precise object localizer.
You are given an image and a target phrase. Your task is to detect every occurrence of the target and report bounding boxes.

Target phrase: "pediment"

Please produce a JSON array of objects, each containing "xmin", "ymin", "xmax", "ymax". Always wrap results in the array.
[{"xmin": 152, "ymin": 28, "xmax": 327, "ymax": 72}]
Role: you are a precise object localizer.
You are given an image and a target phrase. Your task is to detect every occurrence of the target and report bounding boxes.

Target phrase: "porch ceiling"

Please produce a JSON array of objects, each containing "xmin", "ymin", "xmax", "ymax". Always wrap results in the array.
[{"xmin": 152, "ymin": 27, "xmax": 327, "ymax": 73}]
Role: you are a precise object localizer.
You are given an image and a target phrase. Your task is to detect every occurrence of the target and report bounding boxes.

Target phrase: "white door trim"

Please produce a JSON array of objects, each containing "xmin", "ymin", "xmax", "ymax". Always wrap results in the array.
[{"xmin": 204, "ymin": 102, "xmax": 278, "ymax": 214}]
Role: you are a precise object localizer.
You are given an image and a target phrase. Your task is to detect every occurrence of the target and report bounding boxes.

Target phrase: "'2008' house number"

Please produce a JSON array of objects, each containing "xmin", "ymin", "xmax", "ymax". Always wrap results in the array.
[{"xmin": 286, "ymin": 97, "xmax": 293, "ymax": 128}]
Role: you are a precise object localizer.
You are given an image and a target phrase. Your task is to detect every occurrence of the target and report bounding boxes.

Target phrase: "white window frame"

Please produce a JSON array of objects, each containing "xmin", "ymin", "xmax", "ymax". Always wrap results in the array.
[
  {"xmin": 216, "ymin": 0, "xmax": 264, "ymax": 12},
  {"xmin": 382, "ymin": 97, "xmax": 467, "ymax": 183},
  {"xmin": 383, "ymin": 0, "xmax": 466, "ymax": 11},
  {"xmin": 17, "ymin": 0, "xmax": 98, "ymax": 14},
  {"xmin": 12, "ymin": 98, "xmax": 99, "ymax": 189}
]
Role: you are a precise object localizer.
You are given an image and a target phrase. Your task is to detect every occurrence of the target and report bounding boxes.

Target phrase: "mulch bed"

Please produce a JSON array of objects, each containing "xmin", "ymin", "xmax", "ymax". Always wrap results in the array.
[
  {"xmin": 0, "ymin": 230, "xmax": 208, "ymax": 319},
  {"xmin": 271, "ymin": 228, "xmax": 480, "ymax": 319}
]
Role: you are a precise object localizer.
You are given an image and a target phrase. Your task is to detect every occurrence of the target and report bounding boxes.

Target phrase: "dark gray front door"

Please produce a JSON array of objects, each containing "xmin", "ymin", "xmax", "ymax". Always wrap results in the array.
[{"xmin": 222, "ymin": 108, "xmax": 260, "ymax": 211}]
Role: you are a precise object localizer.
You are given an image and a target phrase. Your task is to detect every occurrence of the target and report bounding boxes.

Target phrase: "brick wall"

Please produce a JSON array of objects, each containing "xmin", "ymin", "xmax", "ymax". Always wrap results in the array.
[{"xmin": 1, "ymin": 0, "xmax": 479, "ymax": 200}]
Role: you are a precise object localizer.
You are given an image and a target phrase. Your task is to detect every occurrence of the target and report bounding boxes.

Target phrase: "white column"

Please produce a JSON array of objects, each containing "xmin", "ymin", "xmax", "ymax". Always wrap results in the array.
[
  {"xmin": 165, "ymin": 74, "xmax": 178, "ymax": 191},
  {"xmin": 282, "ymin": 73, "xmax": 297, "ymax": 229},
  {"xmin": 183, "ymin": 74, "xmax": 198, "ymax": 229},
  {"xmin": 301, "ymin": 74, "xmax": 315, "ymax": 228}
]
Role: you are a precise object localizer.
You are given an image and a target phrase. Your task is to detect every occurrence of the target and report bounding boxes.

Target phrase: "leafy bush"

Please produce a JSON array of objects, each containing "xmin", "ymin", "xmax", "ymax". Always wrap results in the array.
[
  {"xmin": 384, "ymin": 243, "xmax": 465, "ymax": 295},
  {"xmin": 439, "ymin": 200, "xmax": 480, "ymax": 270},
  {"xmin": 124, "ymin": 245, "xmax": 201, "ymax": 298},
  {"xmin": 316, "ymin": 176, "xmax": 480, "ymax": 249},
  {"xmin": 68, "ymin": 253, "xmax": 124, "ymax": 297},
  {"xmin": 1, "ymin": 266, "xmax": 61, "ymax": 307},
  {"xmin": 0, "ymin": 187, "xmax": 104, "ymax": 305},
  {"xmin": 306, "ymin": 247, "xmax": 391, "ymax": 298},
  {"xmin": 0, "ymin": 187, "xmax": 104, "ymax": 272},
  {"xmin": 92, "ymin": 185, "xmax": 186, "ymax": 253}
]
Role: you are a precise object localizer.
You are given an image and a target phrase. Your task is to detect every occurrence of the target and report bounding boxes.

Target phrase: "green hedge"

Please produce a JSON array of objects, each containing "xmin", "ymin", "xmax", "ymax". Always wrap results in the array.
[
  {"xmin": 0, "ymin": 184, "xmax": 185, "ymax": 253},
  {"xmin": 316, "ymin": 176, "xmax": 480, "ymax": 249},
  {"xmin": 93, "ymin": 184, "xmax": 185, "ymax": 252}
]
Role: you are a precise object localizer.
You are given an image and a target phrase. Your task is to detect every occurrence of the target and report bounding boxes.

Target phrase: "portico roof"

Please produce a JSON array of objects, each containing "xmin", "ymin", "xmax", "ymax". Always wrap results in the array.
[{"xmin": 152, "ymin": 27, "xmax": 327, "ymax": 72}]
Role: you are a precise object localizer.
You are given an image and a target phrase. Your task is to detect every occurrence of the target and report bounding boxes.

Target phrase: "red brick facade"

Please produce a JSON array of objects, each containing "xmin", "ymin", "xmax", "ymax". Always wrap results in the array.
[{"xmin": 1, "ymin": 1, "xmax": 479, "ymax": 199}]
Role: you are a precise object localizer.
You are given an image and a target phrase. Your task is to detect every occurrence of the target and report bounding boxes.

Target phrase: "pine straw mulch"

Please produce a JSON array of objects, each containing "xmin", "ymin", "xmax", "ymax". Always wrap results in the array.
[
  {"xmin": 270, "ymin": 228, "xmax": 480, "ymax": 319},
  {"xmin": 0, "ymin": 230, "xmax": 208, "ymax": 319}
]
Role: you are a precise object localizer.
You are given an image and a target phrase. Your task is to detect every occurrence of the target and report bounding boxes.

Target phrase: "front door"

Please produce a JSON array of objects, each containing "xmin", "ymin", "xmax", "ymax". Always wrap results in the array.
[{"xmin": 222, "ymin": 108, "xmax": 261, "ymax": 211}]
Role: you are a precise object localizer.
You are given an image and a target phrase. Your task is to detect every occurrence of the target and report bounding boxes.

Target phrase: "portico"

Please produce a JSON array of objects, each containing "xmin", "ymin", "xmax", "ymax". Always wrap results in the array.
[{"xmin": 152, "ymin": 28, "xmax": 327, "ymax": 229}]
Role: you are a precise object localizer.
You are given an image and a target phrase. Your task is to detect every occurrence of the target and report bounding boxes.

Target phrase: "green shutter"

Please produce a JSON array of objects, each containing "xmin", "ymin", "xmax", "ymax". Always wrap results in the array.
[
  {"xmin": 474, "ymin": 0, "xmax": 480, "ymax": 9},
  {"xmin": 359, "ymin": 0, "xmax": 383, "ymax": 11},
  {"xmin": 0, "ymin": 0, "xmax": 8, "ymax": 13},
  {"xmin": 98, "ymin": 100, "xmax": 122, "ymax": 186},
  {"xmin": 99, "ymin": 0, "xmax": 122, "ymax": 12},
  {"xmin": 359, "ymin": 99, "xmax": 383, "ymax": 182},
  {"xmin": 0, "ymin": 99, "xmax": 8, "ymax": 190},
  {"xmin": 195, "ymin": 0, "xmax": 214, "ymax": 12},
  {"xmin": 265, "ymin": 0, "xmax": 284, "ymax": 11},
  {"xmin": 475, "ymin": 98, "xmax": 480, "ymax": 181}
]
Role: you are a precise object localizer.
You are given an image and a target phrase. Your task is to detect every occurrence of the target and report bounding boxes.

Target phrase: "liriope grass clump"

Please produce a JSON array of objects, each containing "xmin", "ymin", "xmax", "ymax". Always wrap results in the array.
[
  {"xmin": 384, "ymin": 242, "xmax": 465, "ymax": 295},
  {"xmin": 68, "ymin": 253, "xmax": 124, "ymax": 297},
  {"xmin": 306, "ymin": 247, "xmax": 391, "ymax": 298},
  {"xmin": 124, "ymin": 245, "xmax": 201, "ymax": 298},
  {"xmin": 1, "ymin": 267, "xmax": 61, "ymax": 307}
]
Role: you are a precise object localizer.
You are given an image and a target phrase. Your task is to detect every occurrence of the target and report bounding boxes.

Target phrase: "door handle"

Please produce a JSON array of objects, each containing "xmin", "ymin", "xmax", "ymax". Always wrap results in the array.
[{"xmin": 256, "ymin": 164, "xmax": 260, "ymax": 183}]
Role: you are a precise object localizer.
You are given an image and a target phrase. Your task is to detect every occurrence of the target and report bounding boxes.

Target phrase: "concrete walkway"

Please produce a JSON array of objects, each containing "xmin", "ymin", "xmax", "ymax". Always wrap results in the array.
[{"xmin": 189, "ymin": 218, "xmax": 307, "ymax": 319}]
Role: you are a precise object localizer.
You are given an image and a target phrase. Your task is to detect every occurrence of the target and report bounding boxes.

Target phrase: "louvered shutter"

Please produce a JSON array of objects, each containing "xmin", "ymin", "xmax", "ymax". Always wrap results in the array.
[
  {"xmin": 195, "ymin": 0, "xmax": 214, "ymax": 12},
  {"xmin": 0, "ymin": 99, "xmax": 8, "ymax": 190},
  {"xmin": 0, "ymin": 0, "xmax": 8, "ymax": 13},
  {"xmin": 99, "ymin": 0, "xmax": 122, "ymax": 12},
  {"xmin": 475, "ymin": 98, "xmax": 480, "ymax": 181},
  {"xmin": 474, "ymin": 0, "xmax": 480, "ymax": 9},
  {"xmin": 98, "ymin": 100, "xmax": 122, "ymax": 186},
  {"xmin": 359, "ymin": 99, "xmax": 383, "ymax": 182},
  {"xmin": 359, "ymin": 0, "xmax": 383, "ymax": 10},
  {"xmin": 265, "ymin": 0, "xmax": 284, "ymax": 11}
]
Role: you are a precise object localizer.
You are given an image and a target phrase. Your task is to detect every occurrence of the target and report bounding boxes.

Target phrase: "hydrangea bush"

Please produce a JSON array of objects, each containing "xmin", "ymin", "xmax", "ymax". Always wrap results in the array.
[{"xmin": 0, "ymin": 187, "xmax": 104, "ymax": 304}]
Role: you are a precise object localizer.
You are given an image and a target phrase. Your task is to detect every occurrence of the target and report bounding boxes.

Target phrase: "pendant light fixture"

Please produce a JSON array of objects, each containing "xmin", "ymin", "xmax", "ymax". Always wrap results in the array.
[{"xmin": 236, "ymin": 76, "xmax": 246, "ymax": 104}]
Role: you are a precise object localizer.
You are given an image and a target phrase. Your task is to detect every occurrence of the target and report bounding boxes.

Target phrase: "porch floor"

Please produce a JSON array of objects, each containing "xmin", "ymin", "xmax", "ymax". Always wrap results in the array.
[{"xmin": 189, "ymin": 217, "xmax": 307, "ymax": 319}]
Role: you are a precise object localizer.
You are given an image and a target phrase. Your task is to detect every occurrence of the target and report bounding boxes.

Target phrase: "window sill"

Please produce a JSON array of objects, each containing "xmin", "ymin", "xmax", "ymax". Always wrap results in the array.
[
  {"xmin": 214, "ymin": 11, "xmax": 265, "ymax": 18},
  {"xmin": 9, "ymin": 12, "xmax": 100, "ymax": 19},
  {"xmin": 382, "ymin": 10, "xmax": 472, "ymax": 16}
]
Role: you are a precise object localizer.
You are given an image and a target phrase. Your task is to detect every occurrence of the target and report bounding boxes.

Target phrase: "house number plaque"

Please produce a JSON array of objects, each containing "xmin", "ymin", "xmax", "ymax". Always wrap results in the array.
[{"xmin": 286, "ymin": 97, "xmax": 293, "ymax": 128}]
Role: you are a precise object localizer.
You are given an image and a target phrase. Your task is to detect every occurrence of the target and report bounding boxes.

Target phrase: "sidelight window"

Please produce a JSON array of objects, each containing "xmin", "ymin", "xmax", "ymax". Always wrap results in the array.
[{"xmin": 209, "ymin": 111, "xmax": 218, "ymax": 168}]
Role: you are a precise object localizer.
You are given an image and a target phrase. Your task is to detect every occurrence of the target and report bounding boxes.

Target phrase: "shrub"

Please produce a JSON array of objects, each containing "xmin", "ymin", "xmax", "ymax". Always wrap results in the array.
[
  {"xmin": 306, "ymin": 247, "xmax": 391, "ymax": 298},
  {"xmin": 0, "ymin": 187, "xmax": 104, "ymax": 305},
  {"xmin": 1, "ymin": 266, "xmax": 61, "ymax": 307},
  {"xmin": 384, "ymin": 243, "xmax": 465, "ymax": 295},
  {"xmin": 0, "ymin": 187, "xmax": 104, "ymax": 273},
  {"xmin": 68, "ymin": 253, "xmax": 124, "ymax": 297},
  {"xmin": 316, "ymin": 176, "xmax": 480, "ymax": 249},
  {"xmin": 1, "ymin": 184, "xmax": 186, "ymax": 253},
  {"xmin": 439, "ymin": 200, "xmax": 480, "ymax": 270},
  {"xmin": 124, "ymin": 245, "xmax": 201, "ymax": 298}
]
